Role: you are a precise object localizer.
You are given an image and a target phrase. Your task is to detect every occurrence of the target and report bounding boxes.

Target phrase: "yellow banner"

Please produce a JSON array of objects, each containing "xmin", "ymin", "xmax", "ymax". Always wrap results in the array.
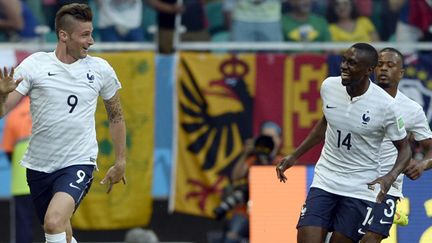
[
  {"xmin": 173, "ymin": 52, "xmax": 256, "ymax": 217},
  {"xmin": 72, "ymin": 52, "xmax": 155, "ymax": 229}
]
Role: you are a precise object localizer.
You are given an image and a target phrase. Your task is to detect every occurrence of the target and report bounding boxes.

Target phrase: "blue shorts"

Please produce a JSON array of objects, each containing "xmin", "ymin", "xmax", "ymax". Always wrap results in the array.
[
  {"xmin": 26, "ymin": 165, "xmax": 95, "ymax": 223},
  {"xmin": 367, "ymin": 194, "xmax": 399, "ymax": 237},
  {"xmin": 297, "ymin": 187, "xmax": 375, "ymax": 242}
]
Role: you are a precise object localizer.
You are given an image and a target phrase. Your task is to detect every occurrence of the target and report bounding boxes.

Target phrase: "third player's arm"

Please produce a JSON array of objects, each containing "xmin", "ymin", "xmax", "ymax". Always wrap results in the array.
[
  {"xmin": 418, "ymin": 139, "xmax": 432, "ymax": 171},
  {"xmin": 404, "ymin": 138, "xmax": 432, "ymax": 179}
]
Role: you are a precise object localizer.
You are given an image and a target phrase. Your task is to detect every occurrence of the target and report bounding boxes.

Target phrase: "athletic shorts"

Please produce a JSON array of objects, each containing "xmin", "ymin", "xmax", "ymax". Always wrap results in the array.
[
  {"xmin": 367, "ymin": 194, "xmax": 399, "ymax": 237},
  {"xmin": 27, "ymin": 164, "xmax": 95, "ymax": 223},
  {"xmin": 297, "ymin": 187, "xmax": 375, "ymax": 242}
]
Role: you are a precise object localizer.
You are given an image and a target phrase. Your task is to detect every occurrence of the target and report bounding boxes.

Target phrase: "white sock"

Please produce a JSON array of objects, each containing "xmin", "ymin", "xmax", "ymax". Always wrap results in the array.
[
  {"xmin": 71, "ymin": 236, "xmax": 78, "ymax": 243},
  {"xmin": 45, "ymin": 232, "xmax": 67, "ymax": 243}
]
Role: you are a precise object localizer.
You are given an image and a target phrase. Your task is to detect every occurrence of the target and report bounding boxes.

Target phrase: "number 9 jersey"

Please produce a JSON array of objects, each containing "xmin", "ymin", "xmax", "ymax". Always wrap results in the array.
[
  {"xmin": 13, "ymin": 52, "xmax": 121, "ymax": 173},
  {"xmin": 311, "ymin": 76, "xmax": 406, "ymax": 203}
]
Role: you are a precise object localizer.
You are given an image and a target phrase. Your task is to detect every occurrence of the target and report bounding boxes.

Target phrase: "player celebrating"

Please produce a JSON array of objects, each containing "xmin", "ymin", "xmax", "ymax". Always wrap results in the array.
[
  {"xmin": 0, "ymin": 3, "xmax": 126, "ymax": 243},
  {"xmin": 276, "ymin": 43, "xmax": 412, "ymax": 243},
  {"xmin": 361, "ymin": 48, "xmax": 432, "ymax": 242}
]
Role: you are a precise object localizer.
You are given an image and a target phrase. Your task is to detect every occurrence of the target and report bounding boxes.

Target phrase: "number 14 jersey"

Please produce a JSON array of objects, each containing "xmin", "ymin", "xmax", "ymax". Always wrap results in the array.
[{"xmin": 311, "ymin": 76, "xmax": 406, "ymax": 202}]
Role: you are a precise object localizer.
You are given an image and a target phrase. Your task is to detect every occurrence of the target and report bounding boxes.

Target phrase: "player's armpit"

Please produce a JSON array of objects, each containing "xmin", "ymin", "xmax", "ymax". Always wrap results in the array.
[{"xmin": 103, "ymin": 93, "xmax": 124, "ymax": 124}]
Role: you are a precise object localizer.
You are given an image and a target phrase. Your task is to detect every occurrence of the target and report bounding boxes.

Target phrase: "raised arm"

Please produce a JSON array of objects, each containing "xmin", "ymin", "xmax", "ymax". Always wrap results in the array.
[
  {"xmin": 276, "ymin": 115, "xmax": 327, "ymax": 182},
  {"xmin": 100, "ymin": 92, "xmax": 127, "ymax": 193},
  {"xmin": 0, "ymin": 67, "xmax": 24, "ymax": 117}
]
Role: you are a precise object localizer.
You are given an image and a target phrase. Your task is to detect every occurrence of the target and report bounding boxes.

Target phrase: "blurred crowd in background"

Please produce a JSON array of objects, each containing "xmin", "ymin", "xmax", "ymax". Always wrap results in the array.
[{"xmin": 0, "ymin": 0, "xmax": 431, "ymax": 53}]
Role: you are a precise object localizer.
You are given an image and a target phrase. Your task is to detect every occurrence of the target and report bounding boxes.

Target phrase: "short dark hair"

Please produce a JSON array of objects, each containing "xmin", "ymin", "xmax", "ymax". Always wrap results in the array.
[
  {"xmin": 351, "ymin": 42, "xmax": 378, "ymax": 68},
  {"xmin": 55, "ymin": 3, "xmax": 92, "ymax": 37},
  {"xmin": 380, "ymin": 47, "xmax": 405, "ymax": 68}
]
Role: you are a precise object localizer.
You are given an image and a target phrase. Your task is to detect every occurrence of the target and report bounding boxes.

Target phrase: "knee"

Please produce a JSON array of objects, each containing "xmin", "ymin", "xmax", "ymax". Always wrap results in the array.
[{"xmin": 44, "ymin": 211, "xmax": 66, "ymax": 233}]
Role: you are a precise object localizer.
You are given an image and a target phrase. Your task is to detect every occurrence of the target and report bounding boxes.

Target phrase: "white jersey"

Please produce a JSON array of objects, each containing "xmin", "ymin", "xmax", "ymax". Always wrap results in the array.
[
  {"xmin": 380, "ymin": 91, "xmax": 432, "ymax": 198},
  {"xmin": 14, "ymin": 52, "xmax": 121, "ymax": 173},
  {"xmin": 311, "ymin": 76, "xmax": 407, "ymax": 202}
]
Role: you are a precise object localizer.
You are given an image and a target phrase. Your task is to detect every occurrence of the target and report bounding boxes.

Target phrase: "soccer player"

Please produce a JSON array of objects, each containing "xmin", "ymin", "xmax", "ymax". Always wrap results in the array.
[
  {"xmin": 361, "ymin": 48, "xmax": 432, "ymax": 242},
  {"xmin": 0, "ymin": 3, "xmax": 126, "ymax": 243},
  {"xmin": 276, "ymin": 43, "xmax": 412, "ymax": 243}
]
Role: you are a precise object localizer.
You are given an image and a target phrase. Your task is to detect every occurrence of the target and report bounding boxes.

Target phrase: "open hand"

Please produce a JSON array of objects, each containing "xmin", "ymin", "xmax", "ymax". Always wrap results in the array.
[{"xmin": 0, "ymin": 67, "xmax": 23, "ymax": 95}]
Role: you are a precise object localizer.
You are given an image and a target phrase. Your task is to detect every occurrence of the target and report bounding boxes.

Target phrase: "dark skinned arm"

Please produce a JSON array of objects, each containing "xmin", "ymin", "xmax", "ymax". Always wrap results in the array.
[
  {"xmin": 404, "ymin": 138, "xmax": 432, "ymax": 180},
  {"xmin": 276, "ymin": 116, "xmax": 327, "ymax": 182},
  {"xmin": 368, "ymin": 136, "xmax": 411, "ymax": 203}
]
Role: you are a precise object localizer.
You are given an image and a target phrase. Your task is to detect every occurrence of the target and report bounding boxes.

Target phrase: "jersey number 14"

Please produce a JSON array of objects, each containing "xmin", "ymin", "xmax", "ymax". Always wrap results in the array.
[{"xmin": 336, "ymin": 130, "xmax": 352, "ymax": 150}]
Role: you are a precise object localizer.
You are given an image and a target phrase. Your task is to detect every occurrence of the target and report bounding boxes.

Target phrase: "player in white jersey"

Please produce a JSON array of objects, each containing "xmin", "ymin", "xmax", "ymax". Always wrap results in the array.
[
  {"xmin": 0, "ymin": 4, "xmax": 126, "ymax": 243},
  {"xmin": 276, "ymin": 43, "xmax": 412, "ymax": 243},
  {"xmin": 361, "ymin": 48, "xmax": 432, "ymax": 242}
]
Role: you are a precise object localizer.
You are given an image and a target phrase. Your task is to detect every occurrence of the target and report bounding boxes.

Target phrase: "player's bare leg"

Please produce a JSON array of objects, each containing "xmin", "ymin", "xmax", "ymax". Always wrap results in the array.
[
  {"xmin": 297, "ymin": 226, "xmax": 327, "ymax": 243},
  {"xmin": 66, "ymin": 220, "xmax": 73, "ymax": 243},
  {"xmin": 44, "ymin": 192, "xmax": 75, "ymax": 242},
  {"xmin": 329, "ymin": 231, "xmax": 354, "ymax": 243},
  {"xmin": 360, "ymin": 231, "xmax": 383, "ymax": 243}
]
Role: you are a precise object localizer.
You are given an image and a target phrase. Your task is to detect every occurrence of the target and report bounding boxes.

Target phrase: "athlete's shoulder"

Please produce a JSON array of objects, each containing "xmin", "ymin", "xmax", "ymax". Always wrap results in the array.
[
  {"xmin": 322, "ymin": 76, "xmax": 341, "ymax": 86},
  {"xmin": 83, "ymin": 54, "xmax": 111, "ymax": 67},
  {"xmin": 396, "ymin": 91, "xmax": 423, "ymax": 111},
  {"xmin": 20, "ymin": 52, "xmax": 52, "ymax": 64},
  {"xmin": 321, "ymin": 76, "xmax": 342, "ymax": 92},
  {"xmin": 370, "ymin": 82, "xmax": 395, "ymax": 103}
]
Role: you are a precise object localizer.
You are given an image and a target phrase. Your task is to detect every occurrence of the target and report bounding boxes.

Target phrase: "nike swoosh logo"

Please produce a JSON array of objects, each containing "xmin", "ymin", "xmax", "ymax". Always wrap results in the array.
[
  {"xmin": 69, "ymin": 183, "xmax": 81, "ymax": 190},
  {"xmin": 326, "ymin": 105, "xmax": 336, "ymax": 109},
  {"xmin": 358, "ymin": 228, "xmax": 365, "ymax": 234},
  {"xmin": 48, "ymin": 72, "xmax": 57, "ymax": 76},
  {"xmin": 379, "ymin": 219, "xmax": 393, "ymax": 225}
]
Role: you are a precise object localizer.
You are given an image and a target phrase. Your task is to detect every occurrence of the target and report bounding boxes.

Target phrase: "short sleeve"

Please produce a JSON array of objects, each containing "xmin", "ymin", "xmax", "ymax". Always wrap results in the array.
[
  {"xmin": 320, "ymin": 77, "xmax": 330, "ymax": 101},
  {"xmin": 13, "ymin": 56, "xmax": 33, "ymax": 96},
  {"xmin": 384, "ymin": 102, "xmax": 407, "ymax": 141},
  {"xmin": 100, "ymin": 61, "xmax": 121, "ymax": 100},
  {"xmin": 410, "ymin": 107, "xmax": 432, "ymax": 141}
]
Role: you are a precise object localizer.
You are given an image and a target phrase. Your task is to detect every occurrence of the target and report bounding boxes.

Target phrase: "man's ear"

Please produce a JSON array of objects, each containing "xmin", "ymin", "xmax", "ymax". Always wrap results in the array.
[
  {"xmin": 58, "ymin": 30, "xmax": 68, "ymax": 42},
  {"xmin": 399, "ymin": 69, "xmax": 405, "ymax": 80},
  {"xmin": 366, "ymin": 66, "xmax": 375, "ymax": 76}
]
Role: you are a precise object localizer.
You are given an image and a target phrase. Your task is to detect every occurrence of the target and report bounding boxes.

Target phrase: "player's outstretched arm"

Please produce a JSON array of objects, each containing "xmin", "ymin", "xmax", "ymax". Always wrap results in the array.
[
  {"xmin": 368, "ymin": 136, "xmax": 411, "ymax": 203},
  {"xmin": 0, "ymin": 67, "xmax": 23, "ymax": 117},
  {"xmin": 100, "ymin": 92, "xmax": 127, "ymax": 193},
  {"xmin": 276, "ymin": 116, "xmax": 327, "ymax": 183},
  {"xmin": 404, "ymin": 138, "xmax": 432, "ymax": 180}
]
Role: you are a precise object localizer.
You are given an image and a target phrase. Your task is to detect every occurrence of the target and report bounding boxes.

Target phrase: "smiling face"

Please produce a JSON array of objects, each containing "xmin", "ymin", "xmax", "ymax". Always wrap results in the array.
[
  {"xmin": 375, "ymin": 51, "xmax": 404, "ymax": 91},
  {"xmin": 340, "ymin": 47, "xmax": 373, "ymax": 86},
  {"xmin": 59, "ymin": 19, "xmax": 94, "ymax": 61}
]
